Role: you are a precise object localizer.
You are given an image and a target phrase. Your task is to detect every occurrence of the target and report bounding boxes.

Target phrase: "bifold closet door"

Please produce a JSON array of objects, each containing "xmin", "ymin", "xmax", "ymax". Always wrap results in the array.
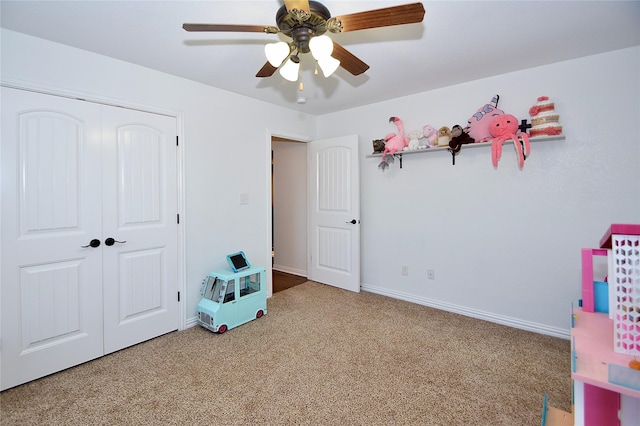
[{"xmin": 1, "ymin": 87, "xmax": 179, "ymax": 390}]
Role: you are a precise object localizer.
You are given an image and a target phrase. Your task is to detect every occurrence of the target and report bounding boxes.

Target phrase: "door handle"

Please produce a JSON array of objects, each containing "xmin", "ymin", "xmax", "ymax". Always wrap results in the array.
[
  {"xmin": 81, "ymin": 239, "xmax": 101, "ymax": 248},
  {"xmin": 346, "ymin": 219, "xmax": 359, "ymax": 224},
  {"xmin": 105, "ymin": 237, "xmax": 127, "ymax": 246}
]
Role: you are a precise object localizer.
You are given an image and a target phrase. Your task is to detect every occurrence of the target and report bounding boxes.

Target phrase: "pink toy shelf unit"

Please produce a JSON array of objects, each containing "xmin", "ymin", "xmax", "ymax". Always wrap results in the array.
[
  {"xmin": 599, "ymin": 224, "xmax": 640, "ymax": 356},
  {"xmin": 570, "ymin": 224, "xmax": 640, "ymax": 426},
  {"xmin": 582, "ymin": 224, "xmax": 640, "ymax": 355}
]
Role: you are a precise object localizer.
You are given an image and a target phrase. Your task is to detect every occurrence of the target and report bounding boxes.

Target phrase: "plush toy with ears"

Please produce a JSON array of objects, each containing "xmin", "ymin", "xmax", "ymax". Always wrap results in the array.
[
  {"xmin": 447, "ymin": 125, "xmax": 474, "ymax": 165},
  {"xmin": 437, "ymin": 126, "xmax": 452, "ymax": 147},
  {"xmin": 450, "ymin": 124, "xmax": 475, "ymax": 146},
  {"xmin": 372, "ymin": 139, "xmax": 385, "ymax": 153},
  {"xmin": 405, "ymin": 130, "xmax": 422, "ymax": 151},
  {"xmin": 422, "ymin": 125, "xmax": 438, "ymax": 148}
]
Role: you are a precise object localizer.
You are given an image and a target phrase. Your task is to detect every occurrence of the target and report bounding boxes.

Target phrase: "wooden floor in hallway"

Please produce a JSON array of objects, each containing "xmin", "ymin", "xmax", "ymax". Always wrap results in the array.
[{"xmin": 272, "ymin": 270, "xmax": 307, "ymax": 293}]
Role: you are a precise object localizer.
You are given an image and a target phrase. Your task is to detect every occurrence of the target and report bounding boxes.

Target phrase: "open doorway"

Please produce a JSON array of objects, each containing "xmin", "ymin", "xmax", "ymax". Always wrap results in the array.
[{"xmin": 271, "ymin": 136, "xmax": 308, "ymax": 293}]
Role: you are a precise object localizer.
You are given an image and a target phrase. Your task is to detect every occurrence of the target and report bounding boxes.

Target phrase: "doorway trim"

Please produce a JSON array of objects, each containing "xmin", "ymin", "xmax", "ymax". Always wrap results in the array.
[
  {"xmin": 265, "ymin": 129, "xmax": 312, "ymax": 297},
  {"xmin": 1, "ymin": 78, "xmax": 188, "ymax": 330}
]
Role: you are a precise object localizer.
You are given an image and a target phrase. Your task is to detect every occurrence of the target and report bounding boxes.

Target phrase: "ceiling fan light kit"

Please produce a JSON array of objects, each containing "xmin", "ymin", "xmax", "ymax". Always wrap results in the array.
[
  {"xmin": 183, "ymin": 1, "xmax": 426, "ymax": 84},
  {"xmin": 265, "ymin": 41, "xmax": 291, "ymax": 67},
  {"xmin": 309, "ymin": 35, "xmax": 333, "ymax": 60},
  {"xmin": 279, "ymin": 55, "xmax": 301, "ymax": 81},
  {"xmin": 265, "ymin": 33, "xmax": 338, "ymax": 81},
  {"xmin": 317, "ymin": 56, "xmax": 340, "ymax": 78}
]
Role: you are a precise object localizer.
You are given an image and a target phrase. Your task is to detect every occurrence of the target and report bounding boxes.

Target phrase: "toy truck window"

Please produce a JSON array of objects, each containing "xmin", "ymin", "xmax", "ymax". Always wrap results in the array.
[
  {"xmin": 202, "ymin": 276, "xmax": 224, "ymax": 302},
  {"xmin": 239, "ymin": 272, "xmax": 261, "ymax": 297},
  {"xmin": 223, "ymin": 280, "xmax": 235, "ymax": 303}
]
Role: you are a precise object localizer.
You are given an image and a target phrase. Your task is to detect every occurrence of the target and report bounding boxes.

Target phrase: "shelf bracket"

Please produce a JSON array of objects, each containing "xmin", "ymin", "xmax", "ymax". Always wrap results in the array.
[{"xmin": 394, "ymin": 153, "xmax": 403, "ymax": 169}]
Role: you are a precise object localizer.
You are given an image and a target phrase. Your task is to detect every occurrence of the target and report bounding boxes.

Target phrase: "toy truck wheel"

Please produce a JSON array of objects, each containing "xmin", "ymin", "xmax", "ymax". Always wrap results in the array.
[
  {"xmin": 217, "ymin": 324, "xmax": 227, "ymax": 334},
  {"xmin": 256, "ymin": 310, "xmax": 264, "ymax": 318}
]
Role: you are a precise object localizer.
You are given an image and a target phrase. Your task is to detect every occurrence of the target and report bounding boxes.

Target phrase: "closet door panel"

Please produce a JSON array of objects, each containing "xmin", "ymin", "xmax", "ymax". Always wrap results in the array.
[
  {"xmin": 101, "ymin": 107, "xmax": 179, "ymax": 354},
  {"xmin": 1, "ymin": 87, "xmax": 104, "ymax": 391}
]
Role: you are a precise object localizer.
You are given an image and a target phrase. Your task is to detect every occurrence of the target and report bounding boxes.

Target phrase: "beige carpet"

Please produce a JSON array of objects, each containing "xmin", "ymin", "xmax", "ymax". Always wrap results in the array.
[{"xmin": 1, "ymin": 282, "xmax": 571, "ymax": 425}]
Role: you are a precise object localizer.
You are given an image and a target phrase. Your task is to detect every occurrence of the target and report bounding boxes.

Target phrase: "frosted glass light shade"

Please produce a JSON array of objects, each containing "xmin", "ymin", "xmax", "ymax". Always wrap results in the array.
[
  {"xmin": 279, "ymin": 57, "xmax": 300, "ymax": 81},
  {"xmin": 309, "ymin": 35, "xmax": 333, "ymax": 60},
  {"xmin": 265, "ymin": 42, "xmax": 290, "ymax": 67},
  {"xmin": 318, "ymin": 56, "xmax": 340, "ymax": 77}
]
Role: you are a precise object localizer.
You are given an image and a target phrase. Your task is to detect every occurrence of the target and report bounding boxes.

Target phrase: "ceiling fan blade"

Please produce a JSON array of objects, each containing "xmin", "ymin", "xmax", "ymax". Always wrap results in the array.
[
  {"xmin": 331, "ymin": 43, "xmax": 369, "ymax": 76},
  {"xmin": 183, "ymin": 23, "xmax": 276, "ymax": 33},
  {"xmin": 332, "ymin": 2, "xmax": 425, "ymax": 33},
  {"xmin": 284, "ymin": 0, "xmax": 310, "ymax": 13},
  {"xmin": 256, "ymin": 62, "xmax": 278, "ymax": 78}
]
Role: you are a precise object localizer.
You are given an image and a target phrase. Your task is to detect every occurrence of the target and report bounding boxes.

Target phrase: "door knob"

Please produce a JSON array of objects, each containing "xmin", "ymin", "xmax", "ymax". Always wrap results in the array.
[
  {"xmin": 81, "ymin": 239, "xmax": 101, "ymax": 248},
  {"xmin": 346, "ymin": 219, "xmax": 359, "ymax": 224},
  {"xmin": 105, "ymin": 238, "xmax": 127, "ymax": 246}
]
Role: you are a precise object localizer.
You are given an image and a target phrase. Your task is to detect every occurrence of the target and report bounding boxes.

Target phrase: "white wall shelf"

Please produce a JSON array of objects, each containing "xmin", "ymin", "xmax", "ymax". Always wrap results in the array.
[{"xmin": 366, "ymin": 135, "xmax": 565, "ymax": 168}]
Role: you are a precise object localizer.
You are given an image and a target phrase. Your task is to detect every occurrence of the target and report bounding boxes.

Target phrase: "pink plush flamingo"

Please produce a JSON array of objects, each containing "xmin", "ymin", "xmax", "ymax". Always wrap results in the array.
[{"xmin": 379, "ymin": 116, "xmax": 408, "ymax": 170}]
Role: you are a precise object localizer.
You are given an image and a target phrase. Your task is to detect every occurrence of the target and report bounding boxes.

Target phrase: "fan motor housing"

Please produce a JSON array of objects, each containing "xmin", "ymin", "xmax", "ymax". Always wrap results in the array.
[{"xmin": 276, "ymin": 0, "xmax": 331, "ymax": 48}]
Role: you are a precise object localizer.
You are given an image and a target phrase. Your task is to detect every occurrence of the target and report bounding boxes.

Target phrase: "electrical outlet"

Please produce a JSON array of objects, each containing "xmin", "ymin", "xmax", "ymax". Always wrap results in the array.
[
  {"xmin": 427, "ymin": 269, "xmax": 435, "ymax": 280},
  {"xmin": 401, "ymin": 265, "xmax": 409, "ymax": 276}
]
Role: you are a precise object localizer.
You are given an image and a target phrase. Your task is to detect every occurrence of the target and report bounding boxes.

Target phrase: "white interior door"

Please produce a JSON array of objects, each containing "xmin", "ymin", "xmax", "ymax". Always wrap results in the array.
[
  {"xmin": 1, "ymin": 87, "xmax": 179, "ymax": 390},
  {"xmin": 101, "ymin": 107, "xmax": 178, "ymax": 354},
  {"xmin": 1, "ymin": 88, "xmax": 105, "ymax": 390},
  {"xmin": 308, "ymin": 135, "xmax": 360, "ymax": 292}
]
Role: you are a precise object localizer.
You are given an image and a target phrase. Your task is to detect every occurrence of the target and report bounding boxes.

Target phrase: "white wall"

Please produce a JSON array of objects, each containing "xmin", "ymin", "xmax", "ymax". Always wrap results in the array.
[
  {"xmin": 317, "ymin": 46, "xmax": 640, "ymax": 337},
  {"xmin": 3, "ymin": 28, "xmax": 639, "ymax": 337},
  {"xmin": 272, "ymin": 140, "xmax": 308, "ymax": 276},
  {"xmin": 0, "ymin": 29, "xmax": 316, "ymax": 321}
]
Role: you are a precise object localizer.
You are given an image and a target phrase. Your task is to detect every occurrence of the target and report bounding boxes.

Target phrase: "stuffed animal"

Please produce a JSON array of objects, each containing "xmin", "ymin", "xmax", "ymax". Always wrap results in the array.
[
  {"xmin": 372, "ymin": 139, "xmax": 385, "ymax": 153},
  {"xmin": 437, "ymin": 126, "xmax": 452, "ymax": 147},
  {"xmin": 447, "ymin": 125, "xmax": 473, "ymax": 165},
  {"xmin": 464, "ymin": 95, "xmax": 505, "ymax": 143},
  {"xmin": 422, "ymin": 125, "xmax": 438, "ymax": 148},
  {"xmin": 450, "ymin": 124, "xmax": 475, "ymax": 148},
  {"xmin": 488, "ymin": 114, "xmax": 530, "ymax": 169},
  {"xmin": 378, "ymin": 116, "xmax": 408, "ymax": 170},
  {"xmin": 405, "ymin": 130, "xmax": 422, "ymax": 151},
  {"xmin": 448, "ymin": 125, "xmax": 464, "ymax": 155}
]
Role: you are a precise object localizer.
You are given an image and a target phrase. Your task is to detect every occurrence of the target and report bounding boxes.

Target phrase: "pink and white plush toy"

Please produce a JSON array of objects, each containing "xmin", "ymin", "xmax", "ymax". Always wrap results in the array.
[
  {"xmin": 488, "ymin": 114, "xmax": 530, "ymax": 169},
  {"xmin": 464, "ymin": 95, "xmax": 505, "ymax": 143},
  {"xmin": 378, "ymin": 116, "xmax": 408, "ymax": 170},
  {"xmin": 422, "ymin": 124, "xmax": 438, "ymax": 147}
]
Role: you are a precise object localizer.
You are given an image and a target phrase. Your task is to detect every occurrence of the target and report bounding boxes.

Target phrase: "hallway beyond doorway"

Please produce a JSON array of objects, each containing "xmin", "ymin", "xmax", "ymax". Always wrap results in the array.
[{"xmin": 272, "ymin": 270, "xmax": 306, "ymax": 293}]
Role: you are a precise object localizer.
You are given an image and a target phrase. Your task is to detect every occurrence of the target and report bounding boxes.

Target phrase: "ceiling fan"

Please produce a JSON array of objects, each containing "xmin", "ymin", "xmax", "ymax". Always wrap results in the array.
[{"xmin": 183, "ymin": 1, "xmax": 425, "ymax": 81}]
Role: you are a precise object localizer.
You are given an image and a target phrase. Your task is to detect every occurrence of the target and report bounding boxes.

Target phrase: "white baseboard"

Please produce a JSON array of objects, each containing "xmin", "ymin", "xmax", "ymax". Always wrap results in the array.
[
  {"xmin": 360, "ymin": 283, "xmax": 570, "ymax": 340},
  {"xmin": 272, "ymin": 265, "xmax": 307, "ymax": 277},
  {"xmin": 187, "ymin": 283, "xmax": 570, "ymax": 339},
  {"xmin": 186, "ymin": 317, "xmax": 199, "ymax": 329}
]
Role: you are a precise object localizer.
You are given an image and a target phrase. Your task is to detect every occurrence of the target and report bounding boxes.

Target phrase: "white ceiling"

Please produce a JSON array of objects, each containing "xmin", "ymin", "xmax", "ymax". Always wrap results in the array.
[{"xmin": 2, "ymin": 1, "xmax": 639, "ymax": 115}]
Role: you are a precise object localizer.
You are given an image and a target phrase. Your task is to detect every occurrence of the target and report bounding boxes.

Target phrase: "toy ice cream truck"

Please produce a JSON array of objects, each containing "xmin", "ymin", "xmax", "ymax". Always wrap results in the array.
[{"xmin": 197, "ymin": 252, "xmax": 267, "ymax": 334}]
